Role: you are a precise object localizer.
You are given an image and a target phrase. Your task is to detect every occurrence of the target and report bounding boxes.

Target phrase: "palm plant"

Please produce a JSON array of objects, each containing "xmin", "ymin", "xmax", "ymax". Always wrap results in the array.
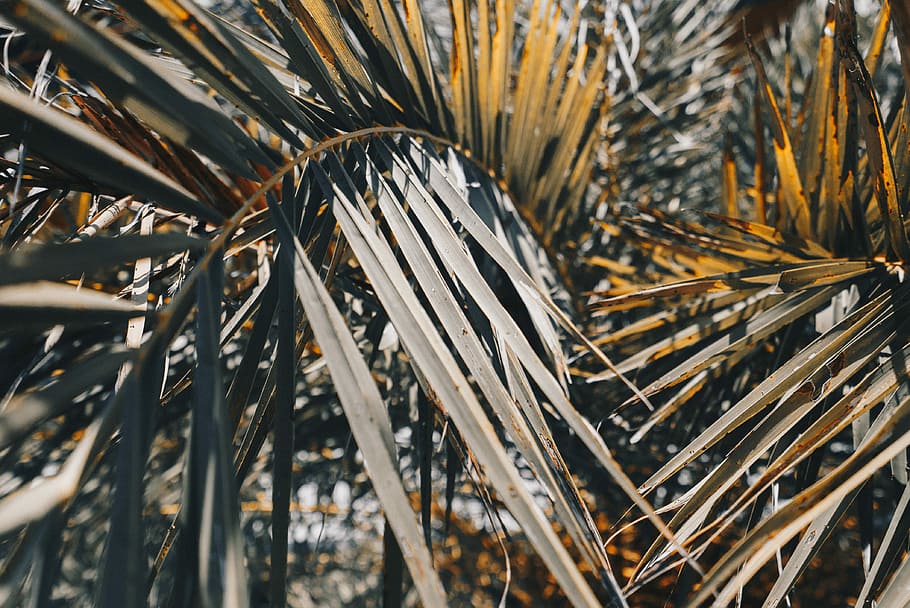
[
  {"xmin": 0, "ymin": 0, "xmax": 691, "ymax": 605},
  {"xmin": 584, "ymin": 0, "xmax": 910, "ymax": 604},
  {"xmin": 3, "ymin": 0, "xmax": 903, "ymax": 604}
]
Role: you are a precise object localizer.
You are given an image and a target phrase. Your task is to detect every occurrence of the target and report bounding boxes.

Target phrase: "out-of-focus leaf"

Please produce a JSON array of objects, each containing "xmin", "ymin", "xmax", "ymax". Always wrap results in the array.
[
  {"xmin": 225, "ymin": 274, "xmax": 277, "ymax": 429},
  {"xmin": 0, "ymin": 87, "xmax": 221, "ymax": 223},
  {"xmin": 268, "ymin": 198, "xmax": 295, "ymax": 607},
  {"xmin": 115, "ymin": 0, "xmax": 311, "ymax": 146},
  {"xmin": 0, "ymin": 347, "xmax": 130, "ymax": 450},
  {"xmin": 0, "ymin": 234, "xmax": 203, "ymax": 286},
  {"xmin": 173, "ymin": 250, "xmax": 248, "ymax": 608},
  {"xmin": 0, "ymin": 281, "xmax": 142, "ymax": 329},
  {"xmin": 97, "ymin": 356, "xmax": 168, "ymax": 607},
  {"xmin": 795, "ymin": 6, "xmax": 835, "ymax": 205},
  {"xmin": 381, "ymin": 517, "xmax": 404, "ymax": 608},
  {"xmin": 5, "ymin": 0, "xmax": 268, "ymax": 178},
  {"xmin": 864, "ymin": 0, "xmax": 891, "ymax": 76},
  {"xmin": 0, "ymin": 522, "xmax": 42, "ymax": 605}
]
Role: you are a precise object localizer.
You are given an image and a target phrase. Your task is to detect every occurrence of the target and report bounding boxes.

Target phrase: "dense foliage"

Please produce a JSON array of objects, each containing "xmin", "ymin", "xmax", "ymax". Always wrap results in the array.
[{"xmin": 0, "ymin": 0, "xmax": 908, "ymax": 606}]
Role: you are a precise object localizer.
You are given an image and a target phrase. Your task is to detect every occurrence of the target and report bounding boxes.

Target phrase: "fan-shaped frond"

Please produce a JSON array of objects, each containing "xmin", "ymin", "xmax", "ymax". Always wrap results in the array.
[
  {"xmin": 585, "ymin": 2, "xmax": 910, "ymax": 604},
  {"xmin": 0, "ymin": 0, "xmax": 686, "ymax": 605}
]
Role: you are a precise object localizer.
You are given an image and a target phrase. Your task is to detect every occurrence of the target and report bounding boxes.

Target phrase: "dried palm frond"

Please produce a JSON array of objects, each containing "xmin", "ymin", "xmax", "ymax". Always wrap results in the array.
[
  {"xmin": 585, "ymin": 1, "xmax": 910, "ymax": 604},
  {"xmin": 0, "ymin": 0, "xmax": 710, "ymax": 605}
]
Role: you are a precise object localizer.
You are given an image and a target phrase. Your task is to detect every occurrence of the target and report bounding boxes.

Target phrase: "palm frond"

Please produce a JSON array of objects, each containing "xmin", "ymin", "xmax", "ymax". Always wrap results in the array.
[
  {"xmin": 585, "ymin": 1, "xmax": 910, "ymax": 603},
  {"xmin": 0, "ymin": 0, "xmax": 668, "ymax": 604}
]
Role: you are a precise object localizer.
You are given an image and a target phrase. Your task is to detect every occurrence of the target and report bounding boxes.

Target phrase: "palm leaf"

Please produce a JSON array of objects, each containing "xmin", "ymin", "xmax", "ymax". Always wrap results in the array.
[
  {"xmin": 0, "ymin": 0, "xmax": 670, "ymax": 604},
  {"xmin": 583, "ymin": 2, "xmax": 910, "ymax": 603}
]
